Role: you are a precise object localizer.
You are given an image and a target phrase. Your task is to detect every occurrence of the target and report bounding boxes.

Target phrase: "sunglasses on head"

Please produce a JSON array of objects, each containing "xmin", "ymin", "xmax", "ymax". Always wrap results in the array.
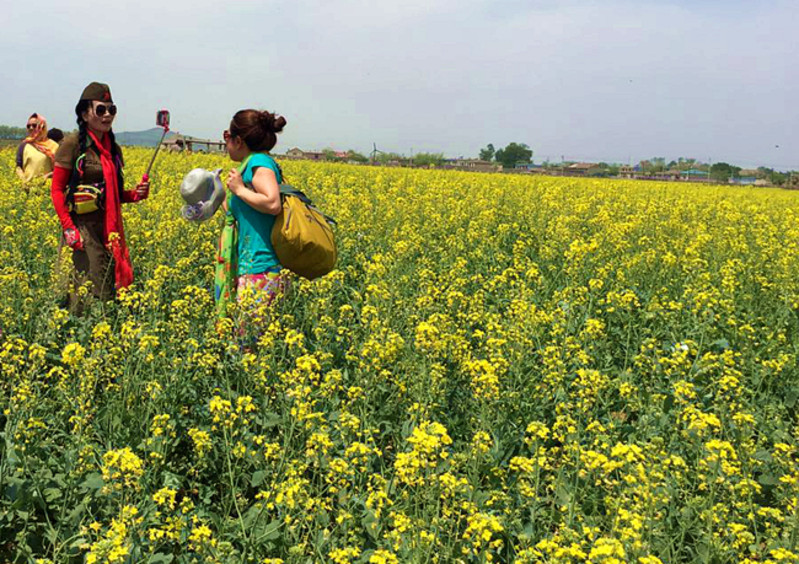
[{"xmin": 94, "ymin": 103, "xmax": 117, "ymax": 117}]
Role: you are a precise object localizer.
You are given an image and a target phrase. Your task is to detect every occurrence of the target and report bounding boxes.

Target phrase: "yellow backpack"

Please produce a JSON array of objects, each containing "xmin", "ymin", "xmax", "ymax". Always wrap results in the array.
[
  {"xmin": 272, "ymin": 185, "xmax": 337, "ymax": 280},
  {"xmin": 238, "ymin": 154, "xmax": 337, "ymax": 280}
]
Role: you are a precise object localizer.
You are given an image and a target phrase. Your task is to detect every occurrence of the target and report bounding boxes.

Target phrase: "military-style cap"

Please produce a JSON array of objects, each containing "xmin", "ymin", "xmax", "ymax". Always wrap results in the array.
[{"xmin": 79, "ymin": 82, "xmax": 113, "ymax": 103}]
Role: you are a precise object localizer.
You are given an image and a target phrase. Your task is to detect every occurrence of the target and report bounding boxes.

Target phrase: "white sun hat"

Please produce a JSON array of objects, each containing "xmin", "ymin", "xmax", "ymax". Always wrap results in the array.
[{"xmin": 179, "ymin": 168, "xmax": 225, "ymax": 221}]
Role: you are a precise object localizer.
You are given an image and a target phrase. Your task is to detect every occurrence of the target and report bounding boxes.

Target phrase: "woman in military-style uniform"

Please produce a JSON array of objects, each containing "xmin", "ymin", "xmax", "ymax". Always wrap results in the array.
[{"xmin": 50, "ymin": 82, "xmax": 150, "ymax": 310}]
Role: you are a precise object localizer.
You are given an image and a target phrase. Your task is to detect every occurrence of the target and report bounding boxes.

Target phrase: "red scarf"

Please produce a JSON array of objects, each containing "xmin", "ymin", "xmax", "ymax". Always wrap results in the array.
[{"xmin": 87, "ymin": 130, "xmax": 134, "ymax": 289}]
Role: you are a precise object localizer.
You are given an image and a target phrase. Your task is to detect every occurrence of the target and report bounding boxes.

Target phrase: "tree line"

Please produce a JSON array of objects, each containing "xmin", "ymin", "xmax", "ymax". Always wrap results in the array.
[
  {"xmin": 320, "ymin": 149, "xmax": 447, "ymax": 167},
  {"xmin": 0, "ymin": 125, "xmax": 28, "ymax": 139},
  {"xmin": 637, "ymin": 157, "xmax": 796, "ymax": 186}
]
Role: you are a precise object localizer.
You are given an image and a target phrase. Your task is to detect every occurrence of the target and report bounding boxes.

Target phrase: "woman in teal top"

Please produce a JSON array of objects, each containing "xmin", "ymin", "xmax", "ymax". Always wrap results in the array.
[{"xmin": 223, "ymin": 109, "xmax": 288, "ymax": 305}]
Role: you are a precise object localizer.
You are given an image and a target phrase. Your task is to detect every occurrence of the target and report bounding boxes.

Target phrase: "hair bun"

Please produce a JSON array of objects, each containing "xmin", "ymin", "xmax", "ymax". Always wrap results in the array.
[
  {"xmin": 258, "ymin": 111, "xmax": 286, "ymax": 133},
  {"xmin": 259, "ymin": 111, "xmax": 286, "ymax": 133},
  {"xmin": 231, "ymin": 108, "xmax": 285, "ymax": 151},
  {"xmin": 257, "ymin": 111, "xmax": 274, "ymax": 130}
]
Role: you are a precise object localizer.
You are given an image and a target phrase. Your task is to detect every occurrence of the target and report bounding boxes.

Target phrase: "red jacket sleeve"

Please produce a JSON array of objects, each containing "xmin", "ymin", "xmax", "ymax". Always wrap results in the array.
[{"xmin": 51, "ymin": 166, "xmax": 75, "ymax": 231}]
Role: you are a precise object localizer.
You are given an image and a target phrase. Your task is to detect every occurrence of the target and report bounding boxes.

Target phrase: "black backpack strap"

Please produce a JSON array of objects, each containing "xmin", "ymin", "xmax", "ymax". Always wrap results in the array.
[
  {"xmin": 278, "ymin": 184, "xmax": 311, "ymax": 204},
  {"xmin": 275, "ymin": 159, "xmax": 285, "ymax": 183}
]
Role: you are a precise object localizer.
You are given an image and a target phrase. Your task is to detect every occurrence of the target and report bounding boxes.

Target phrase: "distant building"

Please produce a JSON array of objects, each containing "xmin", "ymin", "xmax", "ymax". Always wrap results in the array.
[
  {"xmin": 161, "ymin": 136, "xmax": 185, "ymax": 152},
  {"xmin": 161, "ymin": 134, "xmax": 225, "ymax": 153},
  {"xmin": 566, "ymin": 162, "xmax": 603, "ymax": 175},
  {"xmin": 653, "ymin": 170, "xmax": 682, "ymax": 181},
  {"xmin": 681, "ymin": 169, "xmax": 709, "ymax": 181},
  {"xmin": 443, "ymin": 158, "xmax": 502, "ymax": 172},
  {"xmin": 285, "ymin": 147, "xmax": 324, "ymax": 161}
]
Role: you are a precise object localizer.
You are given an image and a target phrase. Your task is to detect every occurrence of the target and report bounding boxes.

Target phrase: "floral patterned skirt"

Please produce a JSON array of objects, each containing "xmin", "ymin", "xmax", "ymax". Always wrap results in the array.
[{"xmin": 236, "ymin": 271, "xmax": 287, "ymax": 305}]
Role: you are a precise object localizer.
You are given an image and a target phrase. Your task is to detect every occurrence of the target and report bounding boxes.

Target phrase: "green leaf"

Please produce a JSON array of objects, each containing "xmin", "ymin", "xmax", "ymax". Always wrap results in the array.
[
  {"xmin": 316, "ymin": 509, "xmax": 330, "ymax": 527},
  {"xmin": 256, "ymin": 519, "xmax": 281, "ymax": 542},
  {"xmin": 161, "ymin": 471, "xmax": 182, "ymax": 489},
  {"xmin": 754, "ymin": 450, "xmax": 773, "ymax": 462},
  {"xmin": 43, "ymin": 487, "xmax": 62, "ymax": 502},
  {"xmin": 251, "ymin": 470, "xmax": 267, "ymax": 487},
  {"xmin": 81, "ymin": 473, "xmax": 104, "ymax": 490},
  {"xmin": 710, "ymin": 338, "xmax": 729, "ymax": 351},
  {"xmin": 362, "ymin": 512, "xmax": 379, "ymax": 540},
  {"xmin": 257, "ymin": 412, "xmax": 281, "ymax": 428},
  {"xmin": 67, "ymin": 502, "xmax": 87, "ymax": 523},
  {"xmin": 758, "ymin": 473, "xmax": 781, "ymax": 487},
  {"xmin": 147, "ymin": 554, "xmax": 174, "ymax": 564}
]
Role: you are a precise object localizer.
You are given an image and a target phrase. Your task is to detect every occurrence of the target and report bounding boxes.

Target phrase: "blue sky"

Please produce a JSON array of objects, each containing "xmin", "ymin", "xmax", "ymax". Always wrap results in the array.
[{"xmin": 3, "ymin": 0, "xmax": 797, "ymax": 169}]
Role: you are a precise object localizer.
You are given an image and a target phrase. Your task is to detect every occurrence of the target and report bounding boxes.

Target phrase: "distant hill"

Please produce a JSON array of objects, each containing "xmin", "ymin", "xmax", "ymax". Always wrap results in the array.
[{"xmin": 115, "ymin": 127, "xmax": 177, "ymax": 147}]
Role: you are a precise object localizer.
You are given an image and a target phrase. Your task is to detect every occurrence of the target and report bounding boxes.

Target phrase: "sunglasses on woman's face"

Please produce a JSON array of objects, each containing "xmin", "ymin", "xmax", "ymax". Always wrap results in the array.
[
  {"xmin": 94, "ymin": 104, "xmax": 117, "ymax": 117},
  {"xmin": 26, "ymin": 123, "xmax": 37, "ymax": 130},
  {"xmin": 223, "ymin": 130, "xmax": 232, "ymax": 142}
]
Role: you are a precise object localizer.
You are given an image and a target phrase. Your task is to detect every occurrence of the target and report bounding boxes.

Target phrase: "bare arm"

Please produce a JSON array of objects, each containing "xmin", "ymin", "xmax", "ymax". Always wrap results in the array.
[{"xmin": 227, "ymin": 166, "xmax": 282, "ymax": 215}]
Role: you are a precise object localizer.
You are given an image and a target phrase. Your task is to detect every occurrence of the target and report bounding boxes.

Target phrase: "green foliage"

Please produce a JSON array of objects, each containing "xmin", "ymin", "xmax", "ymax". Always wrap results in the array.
[
  {"xmin": 710, "ymin": 162, "xmax": 742, "ymax": 183},
  {"xmin": 0, "ymin": 124, "xmax": 27, "ymax": 139},
  {"xmin": 479, "ymin": 143, "xmax": 495, "ymax": 161},
  {"xmin": 494, "ymin": 142, "xmax": 532, "ymax": 169},
  {"xmin": 757, "ymin": 167, "xmax": 798, "ymax": 186},
  {"xmin": 412, "ymin": 152, "xmax": 444, "ymax": 167},
  {"xmin": 374, "ymin": 151, "xmax": 406, "ymax": 165},
  {"xmin": 667, "ymin": 158, "xmax": 700, "ymax": 171},
  {"xmin": 639, "ymin": 157, "xmax": 667, "ymax": 174},
  {"xmin": 347, "ymin": 150, "xmax": 368, "ymax": 164},
  {"xmin": 322, "ymin": 148, "xmax": 341, "ymax": 162},
  {"xmin": 593, "ymin": 163, "xmax": 621, "ymax": 177}
]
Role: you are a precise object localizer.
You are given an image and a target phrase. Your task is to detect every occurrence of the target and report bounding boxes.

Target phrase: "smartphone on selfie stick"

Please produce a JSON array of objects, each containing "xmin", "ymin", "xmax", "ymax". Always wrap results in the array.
[{"xmin": 143, "ymin": 109, "xmax": 171, "ymax": 183}]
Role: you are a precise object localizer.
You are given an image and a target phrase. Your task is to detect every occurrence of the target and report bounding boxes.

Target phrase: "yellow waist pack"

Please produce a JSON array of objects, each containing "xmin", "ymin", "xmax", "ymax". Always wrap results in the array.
[
  {"xmin": 70, "ymin": 184, "xmax": 105, "ymax": 214},
  {"xmin": 272, "ymin": 185, "xmax": 337, "ymax": 280}
]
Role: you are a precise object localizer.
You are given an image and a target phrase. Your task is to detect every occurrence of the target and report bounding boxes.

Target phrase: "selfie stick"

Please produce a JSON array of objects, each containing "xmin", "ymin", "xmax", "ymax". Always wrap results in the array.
[{"xmin": 143, "ymin": 109, "xmax": 171, "ymax": 183}]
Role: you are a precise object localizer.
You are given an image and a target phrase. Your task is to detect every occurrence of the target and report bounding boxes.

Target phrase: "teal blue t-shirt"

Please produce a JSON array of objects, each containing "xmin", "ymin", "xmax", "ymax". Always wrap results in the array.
[{"xmin": 230, "ymin": 153, "xmax": 283, "ymax": 275}]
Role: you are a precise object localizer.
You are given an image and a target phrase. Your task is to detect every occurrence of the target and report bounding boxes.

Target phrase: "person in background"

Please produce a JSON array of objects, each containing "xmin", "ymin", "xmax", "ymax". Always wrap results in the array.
[
  {"xmin": 47, "ymin": 128, "xmax": 64, "ymax": 144},
  {"xmin": 50, "ymin": 82, "xmax": 150, "ymax": 310},
  {"xmin": 16, "ymin": 113, "xmax": 59, "ymax": 185}
]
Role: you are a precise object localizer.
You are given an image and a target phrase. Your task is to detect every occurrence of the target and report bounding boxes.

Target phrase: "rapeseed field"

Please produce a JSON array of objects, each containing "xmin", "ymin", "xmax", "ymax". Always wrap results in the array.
[{"xmin": 1, "ymin": 147, "xmax": 798, "ymax": 563}]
